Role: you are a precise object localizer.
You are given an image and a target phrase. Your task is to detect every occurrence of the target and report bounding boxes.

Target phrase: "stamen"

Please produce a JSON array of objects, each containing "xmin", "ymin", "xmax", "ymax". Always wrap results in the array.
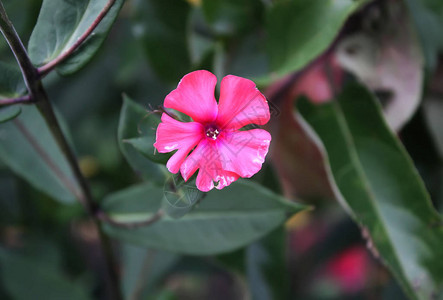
[{"xmin": 205, "ymin": 126, "xmax": 220, "ymax": 140}]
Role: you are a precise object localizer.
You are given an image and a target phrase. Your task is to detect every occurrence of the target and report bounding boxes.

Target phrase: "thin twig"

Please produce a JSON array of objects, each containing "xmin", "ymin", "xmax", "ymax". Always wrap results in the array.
[
  {"xmin": 0, "ymin": 3, "xmax": 122, "ymax": 299},
  {"xmin": 0, "ymin": 94, "xmax": 33, "ymax": 107},
  {"xmin": 97, "ymin": 210, "xmax": 164, "ymax": 229},
  {"xmin": 38, "ymin": 0, "xmax": 116, "ymax": 76}
]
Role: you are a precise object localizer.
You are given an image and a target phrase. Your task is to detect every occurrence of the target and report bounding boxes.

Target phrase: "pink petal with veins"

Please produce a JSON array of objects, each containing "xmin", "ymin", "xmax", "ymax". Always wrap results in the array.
[
  {"xmin": 153, "ymin": 114, "xmax": 203, "ymax": 173},
  {"xmin": 218, "ymin": 129, "xmax": 271, "ymax": 178},
  {"xmin": 180, "ymin": 139, "xmax": 239, "ymax": 192},
  {"xmin": 164, "ymin": 70, "xmax": 218, "ymax": 124},
  {"xmin": 217, "ymin": 75, "xmax": 270, "ymax": 130}
]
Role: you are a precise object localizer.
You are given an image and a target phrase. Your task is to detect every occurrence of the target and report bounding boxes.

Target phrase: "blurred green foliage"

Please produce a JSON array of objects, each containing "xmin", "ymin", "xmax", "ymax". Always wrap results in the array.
[{"xmin": 0, "ymin": 0, "xmax": 442, "ymax": 299}]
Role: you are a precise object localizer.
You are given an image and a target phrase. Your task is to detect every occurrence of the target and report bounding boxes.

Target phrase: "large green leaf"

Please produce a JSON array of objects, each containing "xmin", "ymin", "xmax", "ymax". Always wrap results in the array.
[
  {"xmin": 118, "ymin": 95, "xmax": 166, "ymax": 182},
  {"xmin": 266, "ymin": 0, "xmax": 369, "ymax": 77},
  {"xmin": 297, "ymin": 84, "xmax": 443, "ymax": 300},
  {"xmin": 0, "ymin": 105, "xmax": 80, "ymax": 203},
  {"xmin": 28, "ymin": 0, "xmax": 125, "ymax": 75},
  {"xmin": 102, "ymin": 180, "xmax": 306, "ymax": 255},
  {"xmin": 131, "ymin": 0, "xmax": 191, "ymax": 82}
]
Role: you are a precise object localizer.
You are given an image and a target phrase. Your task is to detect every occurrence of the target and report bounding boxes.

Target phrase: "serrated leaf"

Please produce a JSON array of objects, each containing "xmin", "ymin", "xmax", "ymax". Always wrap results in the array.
[
  {"xmin": 102, "ymin": 180, "xmax": 306, "ymax": 255},
  {"xmin": 28, "ymin": 0, "xmax": 125, "ymax": 75},
  {"xmin": 297, "ymin": 83, "xmax": 443, "ymax": 300}
]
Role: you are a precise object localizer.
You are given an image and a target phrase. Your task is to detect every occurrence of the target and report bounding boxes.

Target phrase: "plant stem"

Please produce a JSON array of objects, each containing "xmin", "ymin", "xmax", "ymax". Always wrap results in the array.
[
  {"xmin": 0, "ymin": 3, "xmax": 122, "ymax": 299},
  {"xmin": 38, "ymin": 0, "xmax": 116, "ymax": 76},
  {"xmin": 0, "ymin": 94, "xmax": 33, "ymax": 106}
]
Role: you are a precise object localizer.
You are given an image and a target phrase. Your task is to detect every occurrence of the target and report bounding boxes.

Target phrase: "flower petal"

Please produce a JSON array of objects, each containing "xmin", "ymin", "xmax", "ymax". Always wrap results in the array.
[
  {"xmin": 218, "ymin": 129, "xmax": 271, "ymax": 178},
  {"xmin": 164, "ymin": 70, "xmax": 218, "ymax": 123},
  {"xmin": 180, "ymin": 139, "xmax": 239, "ymax": 192},
  {"xmin": 217, "ymin": 75, "xmax": 270, "ymax": 130},
  {"xmin": 154, "ymin": 113, "xmax": 203, "ymax": 173}
]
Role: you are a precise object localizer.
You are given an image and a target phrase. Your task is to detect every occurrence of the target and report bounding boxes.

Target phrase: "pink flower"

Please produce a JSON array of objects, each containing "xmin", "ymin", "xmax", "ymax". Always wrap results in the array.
[{"xmin": 154, "ymin": 70, "xmax": 271, "ymax": 192}]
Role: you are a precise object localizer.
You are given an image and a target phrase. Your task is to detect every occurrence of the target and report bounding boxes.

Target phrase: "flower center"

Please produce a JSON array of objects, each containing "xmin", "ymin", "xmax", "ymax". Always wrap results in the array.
[{"xmin": 205, "ymin": 125, "xmax": 220, "ymax": 140}]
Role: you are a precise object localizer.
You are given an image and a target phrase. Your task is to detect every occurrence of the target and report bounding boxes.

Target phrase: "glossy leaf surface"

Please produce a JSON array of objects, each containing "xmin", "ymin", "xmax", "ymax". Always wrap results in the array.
[
  {"xmin": 28, "ymin": 0, "xmax": 125, "ymax": 75},
  {"xmin": 102, "ymin": 180, "xmax": 306, "ymax": 255},
  {"xmin": 298, "ymin": 84, "xmax": 443, "ymax": 300}
]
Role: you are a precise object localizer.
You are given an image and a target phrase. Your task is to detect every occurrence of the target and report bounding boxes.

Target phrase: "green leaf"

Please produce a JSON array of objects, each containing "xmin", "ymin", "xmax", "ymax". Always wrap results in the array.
[
  {"xmin": 161, "ymin": 175, "xmax": 204, "ymax": 219},
  {"xmin": 126, "ymin": 136, "xmax": 171, "ymax": 165},
  {"xmin": 246, "ymin": 227, "xmax": 289, "ymax": 300},
  {"xmin": 0, "ymin": 62, "xmax": 25, "ymax": 98},
  {"xmin": 121, "ymin": 244, "xmax": 179, "ymax": 299},
  {"xmin": 102, "ymin": 180, "xmax": 306, "ymax": 255},
  {"xmin": 118, "ymin": 95, "xmax": 166, "ymax": 181},
  {"xmin": 132, "ymin": 0, "xmax": 191, "ymax": 82},
  {"xmin": 0, "ymin": 244, "xmax": 91, "ymax": 300},
  {"xmin": 404, "ymin": 0, "xmax": 443, "ymax": 70},
  {"xmin": 0, "ymin": 105, "xmax": 80, "ymax": 203},
  {"xmin": 28, "ymin": 0, "xmax": 125, "ymax": 75},
  {"xmin": 201, "ymin": 0, "xmax": 263, "ymax": 37},
  {"xmin": 0, "ymin": 106, "xmax": 21, "ymax": 123},
  {"xmin": 0, "ymin": 62, "xmax": 26, "ymax": 124},
  {"xmin": 297, "ymin": 83, "xmax": 443, "ymax": 300},
  {"xmin": 266, "ymin": 0, "xmax": 369, "ymax": 77}
]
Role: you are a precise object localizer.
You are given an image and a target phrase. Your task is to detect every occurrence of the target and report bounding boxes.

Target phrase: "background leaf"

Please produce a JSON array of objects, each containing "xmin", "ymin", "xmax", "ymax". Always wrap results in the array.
[
  {"xmin": 0, "ymin": 243, "xmax": 91, "ymax": 300},
  {"xmin": 121, "ymin": 244, "xmax": 179, "ymax": 299},
  {"xmin": 0, "ymin": 106, "xmax": 21, "ymax": 124},
  {"xmin": 246, "ymin": 227, "xmax": 289, "ymax": 300},
  {"xmin": 118, "ymin": 95, "xmax": 166, "ymax": 182},
  {"xmin": 131, "ymin": 0, "xmax": 191, "ymax": 82},
  {"xmin": 102, "ymin": 180, "xmax": 306, "ymax": 255},
  {"xmin": 0, "ymin": 61, "xmax": 25, "ymax": 98},
  {"xmin": 266, "ymin": 0, "xmax": 369, "ymax": 77},
  {"xmin": 0, "ymin": 62, "xmax": 26, "ymax": 123},
  {"xmin": 201, "ymin": 0, "xmax": 262, "ymax": 37},
  {"xmin": 28, "ymin": 0, "xmax": 125, "ymax": 75},
  {"xmin": 0, "ymin": 105, "xmax": 80, "ymax": 203},
  {"xmin": 297, "ymin": 83, "xmax": 443, "ymax": 300},
  {"xmin": 404, "ymin": 0, "xmax": 443, "ymax": 70}
]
